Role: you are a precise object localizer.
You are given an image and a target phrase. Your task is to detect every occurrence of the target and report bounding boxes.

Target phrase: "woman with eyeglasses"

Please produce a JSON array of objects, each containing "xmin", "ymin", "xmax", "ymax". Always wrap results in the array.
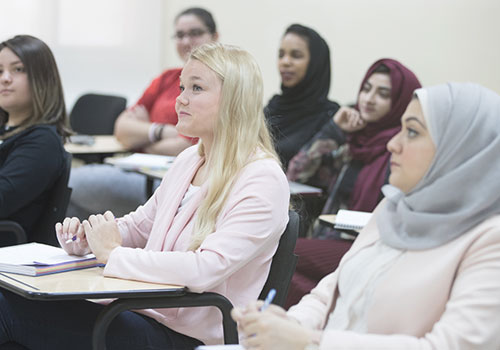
[
  {"xmin": 114, "ymin": 7, "xmax": 219, "ymax": 154},
  {"xmin": 68, "ymin": 7, "xmax": 219, "ymax": 219}
]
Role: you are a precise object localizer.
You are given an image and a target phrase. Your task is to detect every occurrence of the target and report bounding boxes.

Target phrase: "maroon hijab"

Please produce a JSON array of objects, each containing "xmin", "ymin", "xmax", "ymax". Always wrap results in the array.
[{"xmin": 347, "ymin": 58, "xmax": 421, "ymax": 211}]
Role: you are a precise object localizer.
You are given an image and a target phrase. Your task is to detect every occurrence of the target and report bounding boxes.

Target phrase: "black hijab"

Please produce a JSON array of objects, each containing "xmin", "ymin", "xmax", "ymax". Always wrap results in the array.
[{"xmin": 265, "ymin": 24, "xmax": 339, "ymax": 167}]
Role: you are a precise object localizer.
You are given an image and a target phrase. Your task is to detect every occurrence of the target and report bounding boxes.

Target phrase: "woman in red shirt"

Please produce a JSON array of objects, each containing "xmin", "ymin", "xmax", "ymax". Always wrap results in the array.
[{"xmin": 68, "ymin": 7, "xmax": 219, "ymax": 219}]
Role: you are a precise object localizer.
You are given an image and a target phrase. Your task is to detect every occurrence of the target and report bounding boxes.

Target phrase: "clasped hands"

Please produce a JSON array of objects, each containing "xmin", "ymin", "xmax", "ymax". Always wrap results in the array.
[
  {"xmin": 231, "ymin": 301, "xmax": 318, "ymax": 350},
  {"xmin": 55, "ymin": 210, "xmax": 122, "ymax": 264}
]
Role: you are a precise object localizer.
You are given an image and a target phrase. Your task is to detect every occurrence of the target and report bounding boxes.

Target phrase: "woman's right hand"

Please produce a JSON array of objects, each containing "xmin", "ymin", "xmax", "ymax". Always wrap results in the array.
[
  {"xmin": 333, "ymin": 106, "xmax": 367, "ymax": 133},
  {"xmin": 232, "ymin": 302, "xmax": 315, "ymax": 350},
  {"xmin": 55, "ymin": 217, "xmax": 91, "ymax": 256}
]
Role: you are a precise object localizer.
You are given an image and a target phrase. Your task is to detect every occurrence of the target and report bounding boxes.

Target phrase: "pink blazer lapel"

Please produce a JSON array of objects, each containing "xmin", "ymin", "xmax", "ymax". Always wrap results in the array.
[{"xmin": 145, "ymin": 152, "xmax": 205, "ymax": 251}]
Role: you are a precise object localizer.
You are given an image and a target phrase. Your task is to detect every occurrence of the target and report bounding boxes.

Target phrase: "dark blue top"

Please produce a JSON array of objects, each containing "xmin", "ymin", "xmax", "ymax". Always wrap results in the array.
[{"xmin": 0, "ymin": 124, "xmax": 65, "ymax": 240}]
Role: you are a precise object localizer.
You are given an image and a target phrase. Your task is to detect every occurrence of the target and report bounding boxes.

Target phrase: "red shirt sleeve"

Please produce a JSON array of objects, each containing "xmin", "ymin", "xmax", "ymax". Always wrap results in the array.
[{"xmin": 136, "ymin": 74, "xmax": 163, "ymax": 112}]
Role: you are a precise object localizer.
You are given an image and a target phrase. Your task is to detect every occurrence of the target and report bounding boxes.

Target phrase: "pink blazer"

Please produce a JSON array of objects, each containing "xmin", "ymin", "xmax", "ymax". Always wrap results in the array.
[
  {"xmin": 103, "ymin": 145, "xmax": 290, "ymax": 345},
  {"xmin": 288, "ymin": 200, "xmax": 500, "ymax": 349}
]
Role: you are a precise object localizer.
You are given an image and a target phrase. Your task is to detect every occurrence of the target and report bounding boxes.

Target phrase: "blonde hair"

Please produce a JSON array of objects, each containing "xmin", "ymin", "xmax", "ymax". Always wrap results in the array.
[{"xmin": 188, "ymin": 43, "xmax": 279, "ymax": 250}]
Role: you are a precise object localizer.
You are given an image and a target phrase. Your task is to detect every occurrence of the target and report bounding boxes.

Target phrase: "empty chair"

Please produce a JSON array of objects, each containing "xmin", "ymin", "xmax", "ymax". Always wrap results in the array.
[{"xmin": 70, "ymin": 93, "xmax": 127, "ymax": 135}]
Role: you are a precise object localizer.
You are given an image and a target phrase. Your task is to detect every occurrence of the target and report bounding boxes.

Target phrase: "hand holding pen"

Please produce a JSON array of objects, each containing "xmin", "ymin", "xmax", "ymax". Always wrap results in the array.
[
  {"xmin": 65, "ymin": 235, "xmax": 77, "ymax": 244},
  {"xmin": 232, "ymin": 289, "xmax": 314, "ymax": 349},
  {"xmin": 55, "ymin": 216, "xmax": 91, "ymax": 256},
  {"xmin": 260, "ymin": 288, "xmax": 276, "ymax": 311},
  {"xmin": 231, "ymin": 288, "xmax": 285, "ymax": 321}
]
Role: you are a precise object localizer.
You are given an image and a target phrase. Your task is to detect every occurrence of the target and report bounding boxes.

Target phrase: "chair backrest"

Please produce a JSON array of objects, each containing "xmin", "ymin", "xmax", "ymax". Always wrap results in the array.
[
  {"xmin": 70, "ymin": 93, "xmax": 127, "ymax": 135},
  {"xmin": 258, "ymin": 210, "xmax": 300, "ymax": 307},
  {"xmin": 31, "ymin": 152, "xmax": 73, "ymax": 246},
  {"xmin": 0, "ymin": 220, "xmax": 26, "ymax": 246}
]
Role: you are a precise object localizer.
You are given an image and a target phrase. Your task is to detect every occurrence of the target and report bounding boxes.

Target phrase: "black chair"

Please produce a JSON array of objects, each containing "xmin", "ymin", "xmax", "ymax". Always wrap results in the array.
[
  {"xmin": 0, "ymin": 152, "xmax": 73, "ymax": 246},
  {"xmin": 70, "ymin": 93, "xmax": 127, "ymax": 136},
  {"xmin": 92, "ymin": 210, "xmax": 300, "ymax": 349},
  {"xmin": 0, "ymin": 221, "xmax": 26, "ymax": 245}
]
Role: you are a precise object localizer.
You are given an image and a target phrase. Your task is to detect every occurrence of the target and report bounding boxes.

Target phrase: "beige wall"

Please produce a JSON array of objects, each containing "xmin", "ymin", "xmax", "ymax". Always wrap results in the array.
[
  {"xmin": 162, "ymin": 0, "xmax": 500, "ymax": 105},
  {"xmin": 0, "ymin": 0, "xmax": 165, "ymax": 108}
]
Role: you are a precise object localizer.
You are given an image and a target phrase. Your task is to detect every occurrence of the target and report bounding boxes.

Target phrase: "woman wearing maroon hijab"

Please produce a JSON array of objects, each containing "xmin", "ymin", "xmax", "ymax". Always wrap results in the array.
[
  {"xmin": 286, "ymin": 58, "xmax": 421, "ymax": 307},
  {"xmin": 345, "ymin": 59, "xmax": 421, "ymax": 211}
]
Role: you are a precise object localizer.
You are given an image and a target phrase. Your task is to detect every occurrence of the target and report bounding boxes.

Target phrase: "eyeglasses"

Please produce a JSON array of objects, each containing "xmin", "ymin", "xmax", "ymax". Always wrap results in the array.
[{"xmin": 173, "ymin": 28, "xmax": 208, "ymax": 40}]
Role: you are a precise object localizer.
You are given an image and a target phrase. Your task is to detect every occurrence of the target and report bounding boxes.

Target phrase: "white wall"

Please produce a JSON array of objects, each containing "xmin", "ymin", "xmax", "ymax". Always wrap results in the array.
[
  {"xmin": 0, "ymin": 0, "xmax": 165, "ymax": 110},
  {"xmin": 1, "ymin": 0, "xmax": 499, "ymax": 110},
  {"xmin": 163, "ymin": 0, "xmax": 500, "ymax": 105}
]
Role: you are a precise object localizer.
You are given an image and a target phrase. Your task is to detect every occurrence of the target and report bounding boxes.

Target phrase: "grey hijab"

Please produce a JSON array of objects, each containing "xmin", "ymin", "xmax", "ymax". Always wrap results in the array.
[{"xmin": 378, "ymin": 82, "xmax": 500, "ymax": 250}]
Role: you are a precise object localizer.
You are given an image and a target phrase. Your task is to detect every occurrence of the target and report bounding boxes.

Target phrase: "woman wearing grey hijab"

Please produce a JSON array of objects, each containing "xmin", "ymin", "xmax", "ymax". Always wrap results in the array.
[{"xmin": 232, "ymin": 82, "xmax": 500, "ymax": 350}]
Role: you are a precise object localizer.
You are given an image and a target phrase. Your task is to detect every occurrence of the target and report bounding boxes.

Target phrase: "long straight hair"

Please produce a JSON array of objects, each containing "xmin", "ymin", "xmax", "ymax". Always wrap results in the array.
[
  {"xmin": 0, "ymin": 35, "xmax": 70, "ymax": 139},
  {"xmin": 188, "ymin": 43, "xmax": 279, "ymax": 250}
]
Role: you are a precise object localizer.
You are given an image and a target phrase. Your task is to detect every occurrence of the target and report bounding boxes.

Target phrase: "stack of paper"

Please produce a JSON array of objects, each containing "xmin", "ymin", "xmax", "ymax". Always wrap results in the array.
[
  {"xmin": 108, "ymin": 153, "xmax": 175, "ymax": 171},
  {"xmin": 0, "ymin": 243, "xmax": 101, "ymax": 277}
]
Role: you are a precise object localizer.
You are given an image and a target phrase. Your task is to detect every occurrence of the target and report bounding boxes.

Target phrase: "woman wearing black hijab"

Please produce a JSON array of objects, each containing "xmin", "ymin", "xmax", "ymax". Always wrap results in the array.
[{"xmin": 265, "ymin": 24, "xmax": 340, "ymax": 169}]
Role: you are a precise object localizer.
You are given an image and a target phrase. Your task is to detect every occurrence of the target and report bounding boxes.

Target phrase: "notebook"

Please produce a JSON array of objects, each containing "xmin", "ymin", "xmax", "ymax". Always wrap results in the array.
[
  {"xmin": 333, "ymin": 209, "xmax": 372, "ymax": 231},
  {"xmin": 0, "ymin": 243, "xmax": 101, "ymax": 277}
]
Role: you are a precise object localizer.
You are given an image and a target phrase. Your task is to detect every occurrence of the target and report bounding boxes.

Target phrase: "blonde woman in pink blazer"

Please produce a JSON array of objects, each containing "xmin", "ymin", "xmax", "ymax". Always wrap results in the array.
[
  {"xmin": 233, "ymin": 83, "xmax": 500, "ymax": 350},
  {"xmin": 0, "ymin": 43, "xmax": 290, "ymax": 349}
]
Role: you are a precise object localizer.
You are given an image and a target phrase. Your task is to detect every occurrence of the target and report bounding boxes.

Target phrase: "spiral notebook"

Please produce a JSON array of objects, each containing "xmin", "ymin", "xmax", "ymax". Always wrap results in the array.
[{"xmin": 334, "ymin": 209, "xmax": 372, "ymax": 231}]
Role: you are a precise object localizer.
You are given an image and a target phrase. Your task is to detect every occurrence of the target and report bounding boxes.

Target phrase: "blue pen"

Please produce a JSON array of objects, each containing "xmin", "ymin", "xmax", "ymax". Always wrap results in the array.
[
  {"xmin": 260, "ymin": 288, "xmax": 276, "ymax": 311},
  {"xmin": 65, "ymin": 235, "xmax": 77, "ymax": 244}
]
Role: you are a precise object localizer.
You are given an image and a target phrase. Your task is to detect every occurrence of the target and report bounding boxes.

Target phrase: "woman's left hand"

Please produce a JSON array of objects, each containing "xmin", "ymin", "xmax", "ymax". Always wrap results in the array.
[
  {"xmin": 82, "ymin": 211, "xmax": 122, "ymax": 264},
  {"xmin": 128, "ymin": 104, "xmax": 149, "ymax": 122},
  {"xmin": 232, "ymin": 304, "xmax": 316, "ymax": 350}
]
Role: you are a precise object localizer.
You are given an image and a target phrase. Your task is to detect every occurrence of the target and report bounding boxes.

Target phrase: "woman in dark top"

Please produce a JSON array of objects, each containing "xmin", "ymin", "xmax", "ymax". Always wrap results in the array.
[
  {"xmin": 0, "ymin": 35, "xmax": 70, "ymax": 244},
  {"xmin": 265, "ymin": 24, "xmax": 340, "ymax": 169},
  {"xmin": 285, "ymin": 58, "xmax": 421, "ymax": 307}
]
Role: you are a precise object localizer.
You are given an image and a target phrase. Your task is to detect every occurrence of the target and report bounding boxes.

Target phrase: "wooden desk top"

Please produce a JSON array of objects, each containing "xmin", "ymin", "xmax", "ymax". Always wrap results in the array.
[
  {"xmin": 106, "ymin": 156, "xmax": 324, "ymax": 196},
  {"xmin": 65, "ymin": 135, "xmax": 127, "ymax": 155},
  {"xmin": 288, "ymin": 181, "xmax": 322, "ymax": 196},
  {"xmin": 133, "ymin": 169, "xmax": 322, "ymax": 196},
  {"xmin": 0, "ymin": 267, "xmax": 184, "ymax": 301},
  {"xmin": 137, "ymin": 168, "xmax": 167, "ymax": 180}
]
